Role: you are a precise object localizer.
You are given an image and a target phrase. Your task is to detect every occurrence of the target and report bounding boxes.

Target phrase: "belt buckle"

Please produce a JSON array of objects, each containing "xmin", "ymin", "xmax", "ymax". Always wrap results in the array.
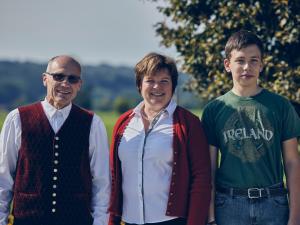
[{"xmin": 247, "ymin": 188, "xmax": 263, "ymax": 198}]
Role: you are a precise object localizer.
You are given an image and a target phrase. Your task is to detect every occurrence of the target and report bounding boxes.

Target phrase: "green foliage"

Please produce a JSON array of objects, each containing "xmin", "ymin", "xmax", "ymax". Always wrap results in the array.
[
  {"xmin": 113, "ymin": 97, "xmax": 133, "ymax": 114},
  {"xmin": 149, "ymin": 0, "xmax": 300, "ymax": 102},
  {"xmin": 0, "ymin": 61, "xmax": 139, "ymax": 111},
  {"xmin": 0, "ymin": 61, "xmax": 203, "ymax": 111},
  {"xmin": 74, "ymin": 85, "xmax": 92, "ymax": 109}
]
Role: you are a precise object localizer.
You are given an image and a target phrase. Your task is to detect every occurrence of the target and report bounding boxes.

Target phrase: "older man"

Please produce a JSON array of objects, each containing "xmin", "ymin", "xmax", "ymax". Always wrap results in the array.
[{"xmin": 0, "ymin": 55, "xmax": 110, "ymax": 225}]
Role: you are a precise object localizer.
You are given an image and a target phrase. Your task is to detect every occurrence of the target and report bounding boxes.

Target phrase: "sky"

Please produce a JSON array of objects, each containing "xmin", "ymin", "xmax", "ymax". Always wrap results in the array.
[{"xmin": 0, "ymin": 0, "xmax": 176, "ymax": 66}]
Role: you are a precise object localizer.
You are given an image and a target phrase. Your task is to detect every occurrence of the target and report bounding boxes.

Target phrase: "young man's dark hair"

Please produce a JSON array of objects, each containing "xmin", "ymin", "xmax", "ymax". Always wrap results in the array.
[{"xmin": 225, "ymin": 30, "xmax": 264, "ymax": 59}]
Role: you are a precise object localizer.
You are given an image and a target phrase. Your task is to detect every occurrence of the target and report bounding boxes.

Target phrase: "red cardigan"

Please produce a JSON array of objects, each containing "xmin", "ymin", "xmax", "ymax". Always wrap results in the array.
[{"xmin": 109, "ymin": 106, "xmax": 211, "ymax": 225}]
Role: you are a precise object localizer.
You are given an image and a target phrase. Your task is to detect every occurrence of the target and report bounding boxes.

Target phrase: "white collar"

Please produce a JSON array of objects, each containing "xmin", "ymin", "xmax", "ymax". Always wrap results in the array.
[
  {"xmin": 41, "ymin": 99, "xmax": 72, "ymax": 121},
  {"xmin": 133, "ymin": 98, "xmax": 177, "ymax": 118}
]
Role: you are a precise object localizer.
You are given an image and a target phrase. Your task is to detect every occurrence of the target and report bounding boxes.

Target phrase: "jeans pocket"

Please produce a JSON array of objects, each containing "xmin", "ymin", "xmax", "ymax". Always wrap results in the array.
[
  {"xmin": 215, "ymin": 193, "xmax": 228, "ymax": 208},
  {"xmin": 271, "ymin": 195, "xmax": 289, "ymax": 208}
]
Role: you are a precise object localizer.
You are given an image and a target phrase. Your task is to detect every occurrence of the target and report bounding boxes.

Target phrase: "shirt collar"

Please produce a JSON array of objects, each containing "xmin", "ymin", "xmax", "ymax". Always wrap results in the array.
[
  {"xmin": 41, "ymin": 99, "xmax": 72, "ymax": 121},
  {"xmin": 133, "ymin": 98, "xmax": 177, "ymax": 118}
]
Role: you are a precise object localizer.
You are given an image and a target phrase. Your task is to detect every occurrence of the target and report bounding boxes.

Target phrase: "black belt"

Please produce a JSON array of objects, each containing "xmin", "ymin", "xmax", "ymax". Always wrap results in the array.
[{"xmin": 216, "ymin": 185, "xmax": 287, "ymax": 199}]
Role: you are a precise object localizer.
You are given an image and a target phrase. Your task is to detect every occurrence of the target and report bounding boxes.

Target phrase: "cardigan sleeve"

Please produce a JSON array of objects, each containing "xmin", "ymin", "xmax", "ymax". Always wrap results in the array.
[
  {"xmin": 186, "ymin": 114, "xmax": 212, "ymax": 225},
  {"xmin": 108, "ymin": 110, "xmax": 133, "ymax": 225}
]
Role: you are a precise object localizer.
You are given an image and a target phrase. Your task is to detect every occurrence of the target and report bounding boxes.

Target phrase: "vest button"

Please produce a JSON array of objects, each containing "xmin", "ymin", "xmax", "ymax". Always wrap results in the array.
[
  {"xmin": 52, "ymin": 201, "xmax": 56, "ymax": 205},
  {"xmin": 54, "ymin": 160, "xmax": 59, "ymax": 164},
  {"xmin": 52, "ymin": 208, "xmax": 56, "ymax": 213},
  {"xmin": 55, "ymin": 136, "xmax": 59, "ymax": 140},
  {"xmin": 54, "ymin": 168, "xmax": 58, "ymax": 173},
  {"xmin": 55, "ymin": 145, "xmax": 59, "ymax": 149},
  {"xmin": 52, "ymin": 193, "xmax": 56, "ymax": 197},
  {"xmin": 53, "ymin": 176, "xmax": 57, "ymax": 180},
  {"xmin": 53, "ymin": 184, "xmax": 57, "ymax": 189},
  {"xmin": 55, "ymin": 152, "xmax": 59, "ymax": 157}
]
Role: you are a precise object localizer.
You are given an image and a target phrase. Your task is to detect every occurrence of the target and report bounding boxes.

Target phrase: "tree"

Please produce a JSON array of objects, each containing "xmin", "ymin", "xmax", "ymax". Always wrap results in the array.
[
  {"xmin": 149, "ymin": 0, "xmax": 300, "ymax": 102},
  {"xmin": 113, "ymin": 97, "xmax": 133, "ymax": 114}
]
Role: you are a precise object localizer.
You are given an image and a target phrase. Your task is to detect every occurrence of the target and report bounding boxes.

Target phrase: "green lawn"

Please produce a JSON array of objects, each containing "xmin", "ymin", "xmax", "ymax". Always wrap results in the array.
[
  {"xmin": 96, "ymin": 111, "xmax": 119, "ymax": 142},
  {"xmin": 0, "ymin": 110, "xmax": 8, "ymax": 128}
]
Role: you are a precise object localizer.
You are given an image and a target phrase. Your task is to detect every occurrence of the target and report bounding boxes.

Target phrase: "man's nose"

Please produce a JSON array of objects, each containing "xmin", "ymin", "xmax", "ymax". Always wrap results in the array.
[
  {"xmin": 243, "ymin": 63, "xmax": 250, "ymax": 70},
  {"xmin": 60, "ymin": 78, "xmax": 71, "ymax": 86}
]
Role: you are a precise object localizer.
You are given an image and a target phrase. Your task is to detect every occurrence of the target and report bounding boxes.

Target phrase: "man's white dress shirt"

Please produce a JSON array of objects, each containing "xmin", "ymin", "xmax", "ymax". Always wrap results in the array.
[
  {"xmin": 118, "ymin": 99, "xmax": 178, "ymax": 224},
  {"xmin": 0, "ymin": 100, "xmax": 110, "ymax": 225}
]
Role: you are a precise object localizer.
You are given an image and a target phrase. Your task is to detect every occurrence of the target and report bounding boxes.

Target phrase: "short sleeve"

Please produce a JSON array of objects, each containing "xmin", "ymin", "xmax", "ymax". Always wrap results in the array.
[{"xmin": 201, "ymin": 102, "xmax": 219, "ymax": 147}]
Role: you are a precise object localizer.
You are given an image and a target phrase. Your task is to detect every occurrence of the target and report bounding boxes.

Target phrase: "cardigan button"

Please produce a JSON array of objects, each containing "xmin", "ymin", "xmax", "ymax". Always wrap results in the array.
[
  {"xmin": 168, "ymin": 202, "xmax": 172, "ymax": 206},
  {"xmin": 173, "ymin": 162, "xmax": 177, "ymax": 165}
]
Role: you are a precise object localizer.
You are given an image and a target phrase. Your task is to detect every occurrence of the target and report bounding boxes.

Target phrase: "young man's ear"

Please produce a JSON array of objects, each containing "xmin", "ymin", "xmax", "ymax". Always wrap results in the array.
[{"xmin": 224, "ymin": 58, "xmax": 231, "ymax": 72}]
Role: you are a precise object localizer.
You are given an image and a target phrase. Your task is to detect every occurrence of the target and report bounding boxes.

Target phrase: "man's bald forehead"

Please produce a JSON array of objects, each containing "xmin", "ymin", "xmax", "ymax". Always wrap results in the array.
[{"xmin": 47, "ymin": 55, "xmax": 81, "ymax": 73}]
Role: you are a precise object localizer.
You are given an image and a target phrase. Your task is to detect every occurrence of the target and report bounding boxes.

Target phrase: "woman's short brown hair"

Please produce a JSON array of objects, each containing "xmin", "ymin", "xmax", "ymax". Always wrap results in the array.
[{"xmin": 135, "ymin": 52, "xmax": 178, "ymax": 94}]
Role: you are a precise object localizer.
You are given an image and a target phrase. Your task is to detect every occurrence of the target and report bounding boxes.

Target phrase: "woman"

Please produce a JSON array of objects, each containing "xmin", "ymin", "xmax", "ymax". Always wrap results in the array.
[{"xmin": 109, "ymin": 53, "xmax": 211, "ymax": 225}]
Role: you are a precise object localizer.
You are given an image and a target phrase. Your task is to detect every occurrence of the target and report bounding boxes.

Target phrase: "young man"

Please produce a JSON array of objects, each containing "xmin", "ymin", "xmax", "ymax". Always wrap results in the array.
[
  {"xmin": 202, "ymin": 30, "xmax": 300, "ymax": 225},
  {"xmin": 0, "ymin": 55, "xmax": 111, "ymax": 225}
]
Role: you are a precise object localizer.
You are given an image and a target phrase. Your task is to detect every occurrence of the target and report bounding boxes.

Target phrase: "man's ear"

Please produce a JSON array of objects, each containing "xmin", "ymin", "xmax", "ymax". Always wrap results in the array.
[
  {"xmin": 224, "ymin": 58, "xmax": 231, "ymax": 72},
  {"xmin": 78, "ymin": 79, "xmax": 83, "ymax": 91},
  {"xmin": 42, "ymin": 73, "xmax": 47, "ymax": 87}
]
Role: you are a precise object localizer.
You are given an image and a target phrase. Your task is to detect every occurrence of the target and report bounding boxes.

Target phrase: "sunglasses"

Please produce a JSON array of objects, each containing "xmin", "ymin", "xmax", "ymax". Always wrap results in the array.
[{"xmin": 45, "ymin": 72, "xmax": 81, "ymax": 84}]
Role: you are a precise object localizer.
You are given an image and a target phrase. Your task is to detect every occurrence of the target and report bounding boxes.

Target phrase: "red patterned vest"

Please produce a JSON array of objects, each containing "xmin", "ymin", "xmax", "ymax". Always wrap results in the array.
[{"xmin": 13, "ymin": 102, "xmax": 94, "ymax": 225}]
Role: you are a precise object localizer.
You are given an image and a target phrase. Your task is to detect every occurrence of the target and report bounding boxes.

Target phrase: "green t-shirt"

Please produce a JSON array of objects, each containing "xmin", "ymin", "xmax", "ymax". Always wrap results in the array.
[{"xmin": 202, "ymin": 89, "xmax": 300, "ymax": 188}]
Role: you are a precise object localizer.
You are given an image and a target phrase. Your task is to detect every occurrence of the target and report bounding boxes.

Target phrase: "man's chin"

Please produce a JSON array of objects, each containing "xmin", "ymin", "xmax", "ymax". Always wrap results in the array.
[{"xmin": 54, "ymin": 98, "xmax": 71, "ymax": 108}]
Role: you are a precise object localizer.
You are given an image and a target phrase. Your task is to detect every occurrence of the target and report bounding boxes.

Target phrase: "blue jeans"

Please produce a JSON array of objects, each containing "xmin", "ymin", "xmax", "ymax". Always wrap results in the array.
[{"xmin": 215, "ymin": 192, "xmax": 289, "ymax": 225}]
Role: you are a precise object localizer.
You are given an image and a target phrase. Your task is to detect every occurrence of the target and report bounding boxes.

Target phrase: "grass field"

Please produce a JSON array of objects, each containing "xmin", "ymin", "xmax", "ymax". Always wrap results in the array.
[
  {"xmin": 96, "ymin": 111, "xmax": 120, "ymax": 141},
  {"xmin": 0, "ymin": 110, "xmax": 8, "ymax": 129}
]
